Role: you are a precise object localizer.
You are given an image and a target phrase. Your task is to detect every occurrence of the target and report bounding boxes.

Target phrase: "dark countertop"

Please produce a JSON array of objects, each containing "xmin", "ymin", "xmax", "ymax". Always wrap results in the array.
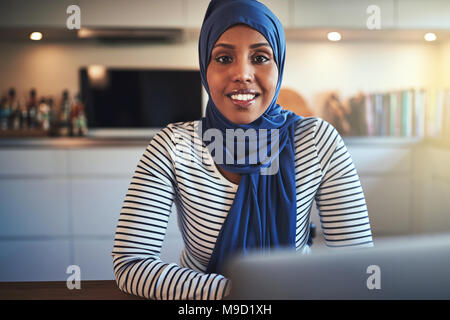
[
  {"xmin": 0, "ymin": 280, "xmax": 144, "ymax": 300},
  {"xmin": 0, "ymin": 135, "xmax": 435, "ymax": 149},
  {"xmin": 0, "ymin": 137, "xmax": 151, "ymax": 149}
]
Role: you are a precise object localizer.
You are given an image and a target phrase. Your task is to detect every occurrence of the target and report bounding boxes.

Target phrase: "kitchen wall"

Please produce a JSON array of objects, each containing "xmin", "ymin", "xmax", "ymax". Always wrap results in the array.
[
  {"xmin": 440, "ymin": 40, "xmax": 450, "ymax": 87},
  {"xmin": 0, "ymin": 36, "xmax": 444, "ymax": 116}
]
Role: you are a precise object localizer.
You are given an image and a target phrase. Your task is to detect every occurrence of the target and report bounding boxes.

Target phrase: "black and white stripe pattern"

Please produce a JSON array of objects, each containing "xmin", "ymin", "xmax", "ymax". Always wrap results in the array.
[{"xmin": 112, "ymin": 117, "xmax": 373, "ymax": 300}]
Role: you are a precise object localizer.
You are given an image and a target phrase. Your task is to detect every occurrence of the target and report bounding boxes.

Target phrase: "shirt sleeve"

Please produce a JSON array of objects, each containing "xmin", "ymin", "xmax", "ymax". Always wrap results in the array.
[
  {"xmin": 313, "ymin": 118, "xmax": 374, "ymax": 248},
  {"xmin": 111, "ymin": 125, "xmax": 231, "ymax": 300}
]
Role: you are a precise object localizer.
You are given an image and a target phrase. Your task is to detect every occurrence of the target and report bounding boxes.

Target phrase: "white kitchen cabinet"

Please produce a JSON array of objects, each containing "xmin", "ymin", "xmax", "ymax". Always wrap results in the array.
[
  {"xmin": 258, "ymin": 0, "xmax": 292, "ymax": 28},
  {"xmin": 0, "ymin": 240, "xmax": 71, "ymax": 281},
  {"xmin": 185, "ymin": 0, "xmax": 293, "ymax": 29},
  {"xmin": 421, "ymin": 147, "xmax": 450, "ymax": 233},
  {"xmin": 425, "ymin": 179, "xmax": 450, "ymax": 233},
  {"xmin": 0, "ymin": 0, "xmax": 185, "ymax": 29},
  {"xmin": 397, "ymin": 0, "xmax": 450, "ymax": 29},
  {"xmin": 0, "ymin": 149, "xmax": 67, "ymax": 176},
  {"xmin": 360, "ymin": 176, "xmax": 412, "ymax": 235},
  {"xmin": 70, "ymin": 178, "xmax": 132, "ymax": 237},
  {"xmin": 73, "ymin": 238, "xmax": 115, "ymax": 281},
  {"xmin": 348, "ymin": 145, "xmax": 412, "ymax": 175},
  {"xmin": 0, "ymin": 0, "xmax": 73, "ymax": 28},
  {"xmin": 0, "ymin": 179, "xmax": 70, "ymax": 237},
  {"xmin": 349, "ymin": 142, "xmax": 414, "ymax": 235},
  {"xmin": 185, "ymin": 0, "xmax": 211, "ymax": 28},
  {"xmin": 430, "ymin": 147, "xmax": 450, "ymax": 181},
  {"xmin": 293, "ymin": 0, "xmax": 395, "ymax": 29},
  {"xmin": 67, "ymin": 148, "xmax": 144, "ymax": 176},
  {"xmin": 79, "ymin": 0, "xmax": 185, "ymax": 28}
]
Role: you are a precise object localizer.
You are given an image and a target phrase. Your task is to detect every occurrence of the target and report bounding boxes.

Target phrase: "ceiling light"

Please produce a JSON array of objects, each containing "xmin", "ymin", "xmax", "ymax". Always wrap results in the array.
[
  {"xmin": 30, "ymin": 32, "xmax": 42, "ymax": 41},
  {"xmin": 327, "ymin": 31, "xmax": 342, "ymax": 42},
  {"xmin": 424, "ymin": 32, "xmax": 437, "ymax": 42}
]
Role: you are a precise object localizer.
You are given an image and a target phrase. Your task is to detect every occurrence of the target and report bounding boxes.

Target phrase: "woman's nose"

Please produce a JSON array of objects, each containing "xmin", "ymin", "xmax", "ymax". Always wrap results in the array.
[{"xmin": 230, "ymin": 59, "xmax": 254, "ymax": 83}]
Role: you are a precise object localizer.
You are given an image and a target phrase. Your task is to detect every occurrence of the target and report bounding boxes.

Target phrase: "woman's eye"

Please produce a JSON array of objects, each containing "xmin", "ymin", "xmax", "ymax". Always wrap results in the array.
[
  {"xmin": 215, "ymin": 56, "xmax": 233, "ymax": 64},
  {"xmin": 254, "ymin": 55, "xmax": 269, "ymax": 64}
]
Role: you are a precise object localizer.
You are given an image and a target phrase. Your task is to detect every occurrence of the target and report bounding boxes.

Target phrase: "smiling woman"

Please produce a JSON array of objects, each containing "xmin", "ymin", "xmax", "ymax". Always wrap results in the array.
[
  {"xmin": 207, "ymin": 24, "xmax": 278, "ymax": 125},
  {"xmin": 111, "ymin": 0, "xmax": 373, "ymax": 300}
]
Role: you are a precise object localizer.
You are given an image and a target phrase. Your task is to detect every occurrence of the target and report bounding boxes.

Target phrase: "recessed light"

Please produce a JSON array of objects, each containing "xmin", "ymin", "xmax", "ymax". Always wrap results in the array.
[
  {"xmin": 327, "ymin": 31, "xmax": 342, "ymax": 42},
  {"xmin": 30, "ymin": 32, "xmax": 43, "ymax": 41},
  {"xmin": 77, "ymin": 28, "xmax": 92, "ymax": 38},
  {"xmin": 424, "ymin": 32, "xmax": 437, "ymax": 42}
]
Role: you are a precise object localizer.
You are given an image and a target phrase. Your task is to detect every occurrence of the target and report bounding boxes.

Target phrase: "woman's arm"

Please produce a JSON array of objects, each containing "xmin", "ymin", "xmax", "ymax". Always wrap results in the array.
[
  {"xmin": 111, "ymin": 127, "xmax": 230, "ymax": 300},
  {"xmin": 313, "ymin": 119, "xmax": 374, "ymax": 248}
]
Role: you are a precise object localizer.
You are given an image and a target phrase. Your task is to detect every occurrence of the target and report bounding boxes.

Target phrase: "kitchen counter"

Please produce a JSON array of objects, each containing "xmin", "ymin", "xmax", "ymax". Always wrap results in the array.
[
  {"xmin": 0, "ymin": 280, "xmax": 143, "ymax": 300},
  {"xmin": 0, "ymin": 135, "xmax": 431, "ymax": 149},
  {"xmin": 0, "ymin": 137, "xmax": 150, "ymax": 149}
]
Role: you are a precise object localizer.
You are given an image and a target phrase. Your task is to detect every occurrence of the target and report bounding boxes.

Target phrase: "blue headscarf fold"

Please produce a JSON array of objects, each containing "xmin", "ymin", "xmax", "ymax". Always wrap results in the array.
[{"xmin": 197, "ymin": 0, "xmax": 303, "ymax": 274}]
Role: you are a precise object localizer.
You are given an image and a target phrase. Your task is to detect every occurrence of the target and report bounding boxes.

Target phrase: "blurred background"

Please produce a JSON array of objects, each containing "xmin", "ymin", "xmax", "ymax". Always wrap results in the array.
[{"xmin": 0, "ymin": 0, "xmax": 449, "ymax": 282}]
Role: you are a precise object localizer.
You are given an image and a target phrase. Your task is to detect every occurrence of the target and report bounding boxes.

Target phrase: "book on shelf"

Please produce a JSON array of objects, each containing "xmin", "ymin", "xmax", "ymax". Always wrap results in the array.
[
  {"xmin": 364, "ymin": 95, "xmax": 375, "ymax": 136},
  {"xmin": 401, "ymin": 90, "xmax": 413, "ymax": 138},
  {"xmin": 413, "ymin": 89, "xmax": 426, "ymax": 138},
  {"xmin": 374, "ymin": 93, "xmax": 383, "ymax": 136},
  {"xmin": 347, "ymin": 93, "xmax": 366, "ymax": 136},
  {"xmin": 344, "ymin": 88, "xmax": 437, "ymax": 138},
  {"xmin": 323, "ymin": 88, "xmax": 448, "ymax": 139},
  {"xmin": 389, "ymin": 92, "xmax": 400, "ymax": 137},
  {"xmin": 424, "ymin": 88, "xmax": 450, "ymax": 138},
  {"xmin": 382, "ymin": 93, "xmax": 389, "ymax": 136}
]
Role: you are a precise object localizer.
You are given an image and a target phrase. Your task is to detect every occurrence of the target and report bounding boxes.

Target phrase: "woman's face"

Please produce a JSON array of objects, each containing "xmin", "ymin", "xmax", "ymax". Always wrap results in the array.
[{"xmin": 206, "ymin": 24, "xmax": 278, "ymax": 125}]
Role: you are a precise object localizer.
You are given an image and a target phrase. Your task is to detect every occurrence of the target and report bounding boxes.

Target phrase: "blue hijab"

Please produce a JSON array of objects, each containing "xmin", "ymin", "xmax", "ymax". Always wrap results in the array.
[{"xmin": 198, "ymin": 0, "xmax": 303, "ymax": 274}]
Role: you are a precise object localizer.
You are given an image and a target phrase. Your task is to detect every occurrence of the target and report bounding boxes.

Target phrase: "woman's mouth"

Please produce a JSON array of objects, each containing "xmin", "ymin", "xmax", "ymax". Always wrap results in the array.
[{"xmin": 228, "ymin": 93, "xmax": 259, "ymax": 108}]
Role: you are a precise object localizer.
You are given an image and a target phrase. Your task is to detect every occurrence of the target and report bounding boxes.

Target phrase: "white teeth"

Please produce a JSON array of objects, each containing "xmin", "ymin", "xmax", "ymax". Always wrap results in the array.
[{"xmin": 230, "ymin": 94, "xmax": 256, "ymax": 101}]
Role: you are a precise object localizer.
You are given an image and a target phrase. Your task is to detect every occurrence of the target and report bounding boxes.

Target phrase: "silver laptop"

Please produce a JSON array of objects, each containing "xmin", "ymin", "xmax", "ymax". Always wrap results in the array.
[{"xmin": 226, "ymin": 233, "xmax": 450, "ymax": 300}]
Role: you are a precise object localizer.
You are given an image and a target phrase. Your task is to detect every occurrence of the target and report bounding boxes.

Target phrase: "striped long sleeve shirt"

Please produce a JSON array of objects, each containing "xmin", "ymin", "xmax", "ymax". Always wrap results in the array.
[{"xmin": 111, "ymin": 117, "xmax": 373, "ymax": 300}]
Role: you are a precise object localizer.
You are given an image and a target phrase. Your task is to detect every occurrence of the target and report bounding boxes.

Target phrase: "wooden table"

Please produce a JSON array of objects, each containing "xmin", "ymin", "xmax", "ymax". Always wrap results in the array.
[{"xmin": 0, "ymin": 280, "xmax": 144, "ymax": 300}]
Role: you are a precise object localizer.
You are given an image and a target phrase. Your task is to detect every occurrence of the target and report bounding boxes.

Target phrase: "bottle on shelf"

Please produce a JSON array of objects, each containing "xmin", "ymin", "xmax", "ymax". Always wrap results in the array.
[
  {"xmin": 11, "ymin": 96, "xmax": 23, "ymax": 131},
  {"xmin": 58, "ymin": 89, "xmax": 72, "ymax": 136},
  {"xmin": 19, "ymin": 97, "xmax": 28, "ymax": 130},
  {"xmin": 38, "ymin": 97, "xmax": 51, "ymax": 131},
  {"xmin": 0, "ymin": 96, "xmax": 8, "ymax": 131},
  {"xmin": 47, "ymin": 97, "xmax": 58, "ymax": 136},
  {"xmin": 2, "ymin": 88, "xmax": 21, "ymax": 131},
  {"xmin": 26, "ymin": 89, "xmax": 38, "ymax": 130},
  {"xmin": 70, "ymin": 93, "xmax": 88, "ymax": 136}
]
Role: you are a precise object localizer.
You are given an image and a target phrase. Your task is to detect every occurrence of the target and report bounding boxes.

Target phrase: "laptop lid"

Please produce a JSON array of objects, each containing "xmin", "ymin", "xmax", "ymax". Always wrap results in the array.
[{"xmin": 226, "ymin": 233, "xmax": 450, "ymax": 300}]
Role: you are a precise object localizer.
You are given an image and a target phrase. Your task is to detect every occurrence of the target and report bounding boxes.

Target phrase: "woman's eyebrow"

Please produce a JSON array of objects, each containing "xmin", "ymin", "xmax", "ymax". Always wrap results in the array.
[{"xmin": 213, "ymin": 42, "xmax": 271, "ymax": 49}]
